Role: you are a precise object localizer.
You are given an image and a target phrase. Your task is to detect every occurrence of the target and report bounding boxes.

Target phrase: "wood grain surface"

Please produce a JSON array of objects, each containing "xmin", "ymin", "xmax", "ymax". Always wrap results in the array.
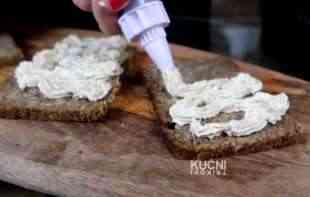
[{"xmin": 0, "ymin": 28, "xmax": 308, "ymax": 197}]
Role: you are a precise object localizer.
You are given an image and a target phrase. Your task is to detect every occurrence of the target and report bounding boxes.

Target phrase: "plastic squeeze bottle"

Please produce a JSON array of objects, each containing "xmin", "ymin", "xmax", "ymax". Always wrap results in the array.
[{"xmin": 102, "ymin": 0, "xmax": 176, "ymax": 73}]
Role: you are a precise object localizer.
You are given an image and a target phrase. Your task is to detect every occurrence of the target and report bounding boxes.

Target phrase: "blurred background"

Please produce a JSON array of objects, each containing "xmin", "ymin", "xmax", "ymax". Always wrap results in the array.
[
  {"xmin": 0, "ymin": 0, "xmax": 309, "ymax": 196},
  {"xmin": 1, "ymin": 0, "xmax": 310, "ymax": 79}
]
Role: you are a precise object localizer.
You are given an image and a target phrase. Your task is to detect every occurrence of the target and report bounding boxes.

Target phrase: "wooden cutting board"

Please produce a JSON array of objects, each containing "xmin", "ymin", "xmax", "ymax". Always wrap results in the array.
[{"xmin": 0, "ymin": 28, "xmax": 309, "ymax": 197}]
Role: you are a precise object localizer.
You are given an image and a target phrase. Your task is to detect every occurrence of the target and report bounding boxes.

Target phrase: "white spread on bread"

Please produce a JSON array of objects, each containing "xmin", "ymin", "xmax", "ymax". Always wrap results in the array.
[
  {"xmin": 15, "ymin": 35, "xmax": 128, "ymax": 102},
  {"xmin": 163, "ymin": 69, "xmax": 290, "ymax": 139}
]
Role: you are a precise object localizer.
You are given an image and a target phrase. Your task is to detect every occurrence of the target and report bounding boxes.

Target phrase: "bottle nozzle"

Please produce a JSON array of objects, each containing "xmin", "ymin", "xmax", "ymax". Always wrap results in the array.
[
  {"xmin": 139, "ymin": 27, "xmax": 175, "ymax": 72},
  {"xmin": 118, "ymin": 1, "xmax": 175, "ymax": 72}
]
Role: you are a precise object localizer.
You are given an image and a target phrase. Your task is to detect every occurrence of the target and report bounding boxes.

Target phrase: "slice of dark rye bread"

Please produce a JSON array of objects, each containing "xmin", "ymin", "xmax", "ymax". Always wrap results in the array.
[
  {"xmin": 0, "ymin": 77, "xmax": 120, "ymax": 122},
  {"xmin": 0, "ymin": 52, "xmax": 134, "ymax": 122},
  {"xmin": 143, "ymin": 58, "xmax": 305, "ymax": 160}
]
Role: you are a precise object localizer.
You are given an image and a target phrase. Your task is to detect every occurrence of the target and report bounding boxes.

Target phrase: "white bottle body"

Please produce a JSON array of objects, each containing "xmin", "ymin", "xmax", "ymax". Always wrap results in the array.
[{"xmin": 118, "ymin": 0, "xmax": 175, "ymax": 72}]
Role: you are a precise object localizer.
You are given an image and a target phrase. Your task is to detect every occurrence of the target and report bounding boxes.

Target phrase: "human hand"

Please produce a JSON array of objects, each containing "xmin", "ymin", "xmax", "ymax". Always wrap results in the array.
[{"xmin": 72, "ymin": 0, "xmax": 129, "ymax": 35}]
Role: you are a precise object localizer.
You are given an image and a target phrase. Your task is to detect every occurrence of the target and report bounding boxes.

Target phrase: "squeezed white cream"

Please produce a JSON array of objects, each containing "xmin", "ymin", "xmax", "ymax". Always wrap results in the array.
[
  {"xmin": 163, "ymin": 69, "xmax": 290, "ymax": 139},
  {"xmin": 15, "ymin": 35, "xmax": 128, "ymax": 101}
]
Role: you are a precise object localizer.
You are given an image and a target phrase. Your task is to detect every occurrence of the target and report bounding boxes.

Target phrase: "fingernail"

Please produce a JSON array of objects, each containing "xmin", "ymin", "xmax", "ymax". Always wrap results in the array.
[{"xmin": 101, "ymin": 0, "xmax": 129, "ymax": 11}]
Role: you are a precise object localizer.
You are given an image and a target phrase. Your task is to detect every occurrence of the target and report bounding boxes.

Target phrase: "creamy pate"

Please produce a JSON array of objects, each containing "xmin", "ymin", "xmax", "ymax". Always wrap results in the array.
[
  {"xmin": 163, "ymin": 68, "xmax": 290, "ymax": 139},
  {"xmin": 15, "ymin": 35, "xmax": 128, "ymax": 101}
]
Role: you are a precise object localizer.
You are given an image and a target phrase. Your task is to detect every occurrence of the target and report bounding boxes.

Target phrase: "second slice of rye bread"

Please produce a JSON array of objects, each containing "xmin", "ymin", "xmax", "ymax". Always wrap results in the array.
[
  {"xmin": 0, "ymin": 76, "xmax": 120, "ymax": 122},
  {"xmin": 143, "ymin": 57, "xmax": 304, "ymax": 160},
  {"xmin": 0, "ymin": 48, "xmax": 134, "ymax": 122}
]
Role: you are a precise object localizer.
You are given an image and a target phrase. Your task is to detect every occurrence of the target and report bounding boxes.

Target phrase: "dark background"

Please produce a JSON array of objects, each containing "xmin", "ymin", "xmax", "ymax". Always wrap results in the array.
[
  {"xmin": 0, "ymin": 0, "xmax": 211, "ymax": 50},
  {"xmin": 1, "ymin": 0, "xmax": 310, "ymax": 80}
]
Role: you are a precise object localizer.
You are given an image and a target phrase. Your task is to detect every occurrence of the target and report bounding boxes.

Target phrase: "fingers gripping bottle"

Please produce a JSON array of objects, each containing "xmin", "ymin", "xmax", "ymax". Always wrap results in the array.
[{"xmin": 103, "ymin": 0, "xmax": 176, "ymax": 73}]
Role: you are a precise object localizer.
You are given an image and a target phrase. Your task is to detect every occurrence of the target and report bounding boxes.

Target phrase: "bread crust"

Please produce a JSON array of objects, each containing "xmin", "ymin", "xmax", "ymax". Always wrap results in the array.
[{"xmin": 0, "ymin": 77, "xmax": 120, "ymax": 122}]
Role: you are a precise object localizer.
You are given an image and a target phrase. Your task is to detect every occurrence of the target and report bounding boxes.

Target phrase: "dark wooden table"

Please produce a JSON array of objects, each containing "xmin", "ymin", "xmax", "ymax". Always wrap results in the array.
[{"xmin": 0, "ymin": 28, "xmax": 309, "ymax": 197}]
